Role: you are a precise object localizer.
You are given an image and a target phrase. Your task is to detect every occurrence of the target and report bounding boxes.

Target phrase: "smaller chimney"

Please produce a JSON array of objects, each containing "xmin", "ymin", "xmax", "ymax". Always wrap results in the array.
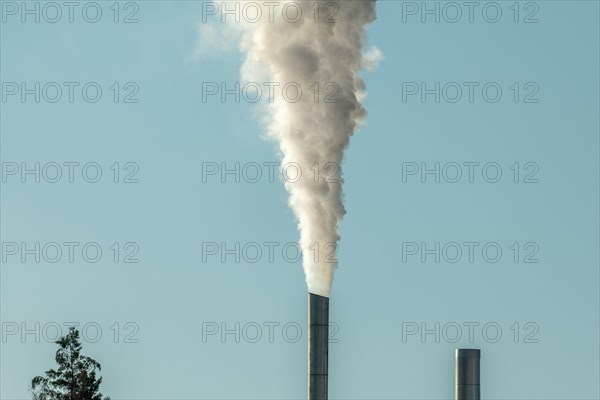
[{"xmin": 455, "ymin": 349, "xmax": 480, "ymax": 400}]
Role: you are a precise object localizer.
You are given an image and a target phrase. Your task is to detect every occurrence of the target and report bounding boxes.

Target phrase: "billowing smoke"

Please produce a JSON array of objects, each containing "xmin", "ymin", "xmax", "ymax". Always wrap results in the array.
[{"xmin": 236, "ymin": 1, "xmax": 377, "ymax": 297}]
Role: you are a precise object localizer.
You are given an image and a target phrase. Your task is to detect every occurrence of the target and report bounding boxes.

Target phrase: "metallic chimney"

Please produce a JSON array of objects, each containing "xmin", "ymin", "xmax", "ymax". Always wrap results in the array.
[
  {"xmin": 308, "ymin": 293, "xmax": 329, "ymax": 400},
  {"xmin": 455, "ymin": 349, "xmax": 480, "ymax": 400}
]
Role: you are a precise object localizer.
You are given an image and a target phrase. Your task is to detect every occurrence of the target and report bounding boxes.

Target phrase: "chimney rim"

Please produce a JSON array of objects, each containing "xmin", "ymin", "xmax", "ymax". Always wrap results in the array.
[{"xmin": 456, "ymin": 348, "xmax": 481, "ymax": 358}]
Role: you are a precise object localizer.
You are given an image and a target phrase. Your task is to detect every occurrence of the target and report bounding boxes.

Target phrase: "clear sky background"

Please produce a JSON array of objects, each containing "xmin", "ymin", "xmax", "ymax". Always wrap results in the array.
[{"xmin": 1, "ymin": 1, "xmax": 599, "ymax": 399}]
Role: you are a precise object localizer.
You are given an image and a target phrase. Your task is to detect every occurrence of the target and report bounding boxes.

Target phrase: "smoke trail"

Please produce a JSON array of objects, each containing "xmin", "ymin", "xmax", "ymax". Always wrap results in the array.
[{"xmin": 239, "ymin": 1, "xmax": 377, "ymax": 297}]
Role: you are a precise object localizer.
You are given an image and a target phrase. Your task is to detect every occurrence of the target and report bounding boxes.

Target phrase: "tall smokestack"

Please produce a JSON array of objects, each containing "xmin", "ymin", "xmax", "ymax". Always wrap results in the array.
[
  {"xmin": 226, "ymin": 2, "xmax": 378, "ymax": 398},
  {"xmin": 308, "ymin": 293, "xmax": 329, "ymax": 400},
  {"xmin": 455, "ymin": 349, "xmax": 481, "ymax": 400}
]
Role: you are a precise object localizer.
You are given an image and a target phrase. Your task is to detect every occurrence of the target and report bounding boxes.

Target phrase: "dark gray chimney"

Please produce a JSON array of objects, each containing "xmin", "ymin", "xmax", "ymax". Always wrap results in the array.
[
  {"xmin": 455, "ymin": 349, "xmax": 480, "ymax": 400},
  {"xmin": 308, "ymin": 293, "xmax": 329, "ymax": 400}
]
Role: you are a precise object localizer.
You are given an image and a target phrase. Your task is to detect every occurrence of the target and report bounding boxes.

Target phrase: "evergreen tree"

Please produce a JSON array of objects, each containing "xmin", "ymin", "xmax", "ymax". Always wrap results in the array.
[{"xmin": 31, "ymin": 327, "xmax": 110, "ymax": 400}]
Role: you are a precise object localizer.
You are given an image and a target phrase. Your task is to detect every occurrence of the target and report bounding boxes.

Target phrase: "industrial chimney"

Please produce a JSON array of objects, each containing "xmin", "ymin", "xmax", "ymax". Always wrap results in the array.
[
  {"xmin": 308, "ymin": 293, "xmax": 329, "ymax": 400},
  {"xmin": 455, "ymin": 349, "xmax": 481, "ymax": 400}
]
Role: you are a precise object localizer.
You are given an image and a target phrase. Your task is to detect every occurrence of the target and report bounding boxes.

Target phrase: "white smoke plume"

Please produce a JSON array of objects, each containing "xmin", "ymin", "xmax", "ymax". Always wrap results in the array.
[{"xmin": 235, "ymin": 1, "xmax": 377, "ymax": 297}]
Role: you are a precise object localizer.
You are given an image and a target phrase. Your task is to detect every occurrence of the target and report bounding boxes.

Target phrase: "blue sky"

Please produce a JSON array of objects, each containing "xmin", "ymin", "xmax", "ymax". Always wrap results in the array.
[{"xmin": 1, "ymin": 1, "xmax": 599, "ymax": 399}]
